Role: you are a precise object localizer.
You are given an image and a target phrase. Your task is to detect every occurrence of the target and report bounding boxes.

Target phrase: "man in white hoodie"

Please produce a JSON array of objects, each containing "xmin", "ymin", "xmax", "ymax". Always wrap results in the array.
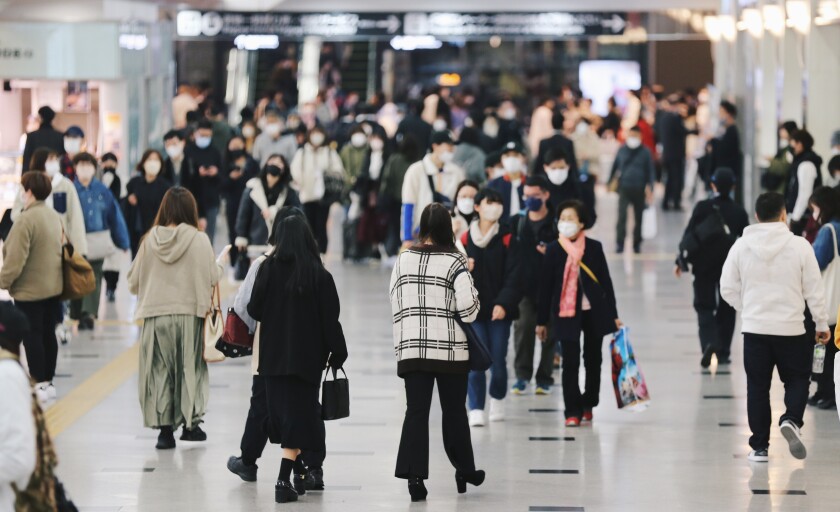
[{"xmin": 720, "ymin": 192, "xmax": 831, "ymax": 463}]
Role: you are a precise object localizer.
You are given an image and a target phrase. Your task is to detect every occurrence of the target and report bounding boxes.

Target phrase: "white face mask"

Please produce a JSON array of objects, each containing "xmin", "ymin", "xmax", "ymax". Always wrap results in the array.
[
  {"xmin": 165, "ymin": 143, "xmax": 184, "ymax": 159},
  {"xmin": 369, "ymin": 138, "xmax": 385, "ymax": 152},
  {"xmin": 195, "ymin": 136, "xmax": 212, "ymax": 149},
  {"xmin": 45, "ymin": 159, "xmax": 61, "ymax": 177},
  {"xmin": 575, "ymin": 122, "xmax": 589, "ymax": 135},
  {"xmin": 483, "ymin": 119, "xmax": 499, "ymax": 138},
  {"xmin": 626, "ymin": 137, "xmax": 642, "ymax": 149},
  {"xmin": 439, "ymin": 150, "xmax": 454, "ymax": 164},
  {"xmin": 64, "ymin": 137, "xmax": 82, "ymax": 154},
  {"xmin": 242, "ymin": 125, "xmax": 256, "ymax": 138},
  {"xmin": 144, "ymin": 159, "xmax": 162, "ymax": 176},
  {"xmin": 351, "ymin": 133, "xmax": 367, "ymax": 148},
  {"xmin": 546, "ymin": 167, "xmax": 570, "ymax": 185},
  {"xmin": 491, "ymin": 167, "xmax": 507, "ymax": 180},
  {"xmin": 558, "ymin": 220, "xmax": 581, "ymax": 238},
  {"xmin": 265, "ymin": 123, "xmax": 282, "ymax": 137},
  {"xmin": 457, "ymin": 197, "xmax": 475, "ymax": 216},
  {"xmin": 310, "ymin": 133, "xmax": 325, "ymax": 147},
  {"xmin": 500, "ymin": 108, "xmax": 516, "ymax": 120},
  {"xmin": 432, "ymin": 119, "xmax": 448, "ymax": 132},
  {"xmin": 480, "ymin": 203, "xmax": 503, "ymax": 222},
  {"xmin": 502, "ymin": 156, "xmax": 523, "ymax": 173},
  {"xmin": 287, "ymin": 117, "xmax": 301, "ymax": 130},
  {"xmin": 76, "ymin": 165, "xmax": 95, "ymax": 182}
]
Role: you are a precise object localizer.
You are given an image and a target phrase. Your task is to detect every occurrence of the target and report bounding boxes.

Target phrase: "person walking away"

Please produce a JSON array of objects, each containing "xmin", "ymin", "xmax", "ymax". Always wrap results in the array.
[
  {"xmin": 70, "ymin": 153, "xmax": 130, "ymax": 330},
  {"xmin": 719, "ymin": 192, "xmax": 831, "ymax": 462},
  {"xmin": 187, "ymin": 119, "xmax": 224, "ymax": 245},
  {"xmin": 253, "ymin": 110, "xmax": 298, "ymax": 166},
  {"xmin": 223, "ymin": 136, "xmax": 259, "ymax": 273},
  {"xmin": 451, "ymin": 180, "xmax": 479, "ymax": 240},
  {"xmin": 290, "ymin": 127, "xmax": 345, "ymax": 254},
  {"xmin": 536, "ymin": 200, "xmax": 621, "ymax": 426},
  {"xmin": 22, "ymin": 106, "xmax": 64, "ymax": 172},
  {"xmin": 762, "ymin": 121, "xmax": 797, "ymax": 194},
  {"xmin": 511, "ymin": 176, "xmax": 560, "ymax": 395},
  {"xmin": 172, "ymin": 83, "xmax": 198, "ymax": 130},
  {"xmin": 126, "ymin": 150, "xmax": 172, "ymax": 257},
  {"xmin": 390, "ymin": 203, "xmax": 485, "ymax": 502},
  {"xmin": 227, "ymin": 207, "xmax": 328, "ymax": 492},
  {"xmin": 400, "ymin": 131, "xmax": 465, "ymax": 245},
  {"xmin": 0, "ymin": 172, "xmax": 63, "ymax": 405},
  {"xmin": 128, "ymin": 187, "xmax": 224, "ymax": 450},
  {"xmin": 786, "ymin": 129, "xmax": 823, "ymax": 236},
  {"xmin": 806, "ymin": 187, "xmax": 840, "ymax": 409},
  {"xmin": 100, "ymin": 152, "xmax": 124, "ymax": 302},
  {"xmin": 709, "ymin": 101, "xmax": 742, "ymax": 204},
  {"xmin": 0, "ymin": 302, "xmax": 37, "ymax": 512},
  {"xmin": 235, "ymin": 157, "xmax": 301, "ymax": 256},
  {"xmin": 247, "ymin": 215, "xmax": 348, "ymax": 504},
  {"xmin": 609, "ymin": 125, "xmax": 655, "ymax": 254},
  {"xmin": 675, "ymin": 168, "xmax": 749, "ymax": 368},
  {"xmin": 380, "ymin": 134, "xmax": 421, "ymax": 259},
  {"xmin": 486, "ymin": 141, "xmax": 527, "ymax": 220},
  {"xmin": 461, "ymin": 189, "xmax": 522, "ymax": 426}
]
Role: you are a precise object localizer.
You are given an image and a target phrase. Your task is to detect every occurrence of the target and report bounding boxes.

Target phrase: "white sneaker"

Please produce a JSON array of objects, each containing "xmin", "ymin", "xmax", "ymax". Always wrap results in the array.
[
  {"xmin": 34, "ymin": 383, "xmax": 50, "ymax": 406},
  {"xmin": 488, "ymin": 398, "xmax": 505, "ymax": 422},
  {"xmin": 46, "ymin": 383, "xmax": 57, "ymax": 400},
  {"xmin": 55, "ymin": 323, "xmax": 72, "ymax": 345},
  {"xmin": 780, "ymin": 420, "xmax": 806, "ymax": 460},
  {"xmin": 468, "ymin": 409, "xmax": 485, "ymax": 427},
  {"xmin": 747, "ymin": 449, "xmax": 769, "ymax": 462}
]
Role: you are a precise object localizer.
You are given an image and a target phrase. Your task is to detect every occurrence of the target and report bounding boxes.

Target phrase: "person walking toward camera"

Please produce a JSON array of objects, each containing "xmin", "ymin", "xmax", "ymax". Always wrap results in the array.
[
  {"xmin": 389, "ymin": 203, "xmax": 485, "ymax": 502},
  {"xmin": 609, "ymin": 125, "xmax": 655, "ymax": 254},
  {"xmin": 720, "ymin": 192, "xmax": 830, "ymax": 462}
]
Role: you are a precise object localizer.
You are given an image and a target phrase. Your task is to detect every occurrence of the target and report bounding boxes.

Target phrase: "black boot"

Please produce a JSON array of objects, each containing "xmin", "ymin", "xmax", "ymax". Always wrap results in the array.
[
  {"xmin": 275, "ymin": 480, "xmax": 298, "ymax": 503},
  {"xmin": 305, "ymin": 467, "xmax": 324, "ymax": 490},
  {"xmin": 700, "ymin": 345, "xmax": 715, "ymax": 368},
  {"xmin": 455, "ymin": 469, "xmax": 486, "ymax": 494},
  {"xmin": 408, "ymin": 477, "xmax": 427, "ymax": 502},
  {"xmin": 180, "ymin": 425, "xmax": 207, "ymax": 442},
  {"xmin": 227, "ymin": 456, "xmax": 257, "ymax": 482},
  {"xmin": 156, "ymin": 426, "xmax": 175, "ymax": 450}
]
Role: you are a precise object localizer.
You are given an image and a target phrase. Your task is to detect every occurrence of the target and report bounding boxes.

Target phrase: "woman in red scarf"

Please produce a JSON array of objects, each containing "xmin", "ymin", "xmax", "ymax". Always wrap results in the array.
[{"xmin": 536, "ymin": 200, "xmax": 622, "ymax": 426}]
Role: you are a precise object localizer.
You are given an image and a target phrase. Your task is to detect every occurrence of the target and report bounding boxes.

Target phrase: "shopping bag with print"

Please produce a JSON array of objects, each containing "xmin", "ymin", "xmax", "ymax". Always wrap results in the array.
[
  {"xmin": 610, "ymin": 326, "xmax": 650, "ymax": 411},
  {"xmin": 641, "ymin": 206, "xmax": 657, "ymax": 240}
]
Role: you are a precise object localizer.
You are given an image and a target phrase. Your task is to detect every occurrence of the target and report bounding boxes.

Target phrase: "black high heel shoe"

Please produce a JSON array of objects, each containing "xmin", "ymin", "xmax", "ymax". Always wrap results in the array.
[
  {"xmin": 455, "ymin": 470, "xmax": 485, "ymax": 494},
  {"xmin": 408, "ymin": 477, "xmax": 427, "ymax": 502}
]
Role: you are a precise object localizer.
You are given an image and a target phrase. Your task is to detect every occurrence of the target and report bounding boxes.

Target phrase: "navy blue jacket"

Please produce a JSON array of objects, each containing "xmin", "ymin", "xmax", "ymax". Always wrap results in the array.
[{"xmin": 536, "ymin": 238, "xmax": 618, "ymax": 341}]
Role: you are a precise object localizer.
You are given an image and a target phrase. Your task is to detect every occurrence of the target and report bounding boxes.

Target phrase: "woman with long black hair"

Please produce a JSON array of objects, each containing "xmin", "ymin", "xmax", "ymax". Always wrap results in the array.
[{"xmin": 247, "ymin": 215, "xmax": 348, "ymax": 504}]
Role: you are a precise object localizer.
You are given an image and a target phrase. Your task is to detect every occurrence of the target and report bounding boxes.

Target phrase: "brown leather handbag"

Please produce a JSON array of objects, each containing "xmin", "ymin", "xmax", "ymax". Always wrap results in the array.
[{"xmin": 60, "ymin": 240, "xmax": 95, "ymax": 301}]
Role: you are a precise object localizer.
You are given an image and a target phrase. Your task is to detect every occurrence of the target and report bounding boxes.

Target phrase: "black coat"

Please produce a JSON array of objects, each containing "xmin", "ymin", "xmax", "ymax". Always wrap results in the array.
[
  {"xmin": 485, "ymin": 177, "xmax": 525, "ymax": 221},
  {"xmin": 248, "ymin": 259, "xmax": 348, "ymax": 384},
  {"xmin": 22, "ymin": 126, "xmax": 65, "ymax": 171},
  {"xmin": 185, "ymin": 144, "xmax": 224, "ymax": 214},
  {"xmin": 222, "ymin": 155, "xmax": 259, "ymax": 213},
  {"xmin": 396, "ymin": 115, "xmax": 432, "ymax": 149},
  {"xmin": 657, "ymin": 111, "xmax": 692, "ymax": 163},
  {"xmin": 461, "ymin": 226, "xmax": 522, "ymax": 321},
  {"xmin": 786, "ymin": 150, "xmax": 823, "ymax": 216},
  {"xmin": 510, "ymin": 213, "xmax": 558, "ymax": 302},
  {"xmin": 677, "ymin": 195, "xmax": 749, "ymax": 278},
  {"xmin": 163, "ymin": 156, "xmax": 197, "ymax": 190},
  {"xmin": 537, "ymin": 238, "xmax": 618, "ymax": 341},
  {"xmin": 126, "ymin": 176, "xmax": 171, "ymax": 236},
  {"xmin": 235, "ymin": 180, "xmax": 301, "ymax": 245},
  {"xmin": 534, "ymin": 134, "xmax": 578, "ymax": 175}
]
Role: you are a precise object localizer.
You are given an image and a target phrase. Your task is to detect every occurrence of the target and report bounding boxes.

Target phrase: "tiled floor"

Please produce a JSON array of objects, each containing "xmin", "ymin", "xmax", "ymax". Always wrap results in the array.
[{"xmin": 46, "ymin": 191, "xmax": 840, "ymax": 511}]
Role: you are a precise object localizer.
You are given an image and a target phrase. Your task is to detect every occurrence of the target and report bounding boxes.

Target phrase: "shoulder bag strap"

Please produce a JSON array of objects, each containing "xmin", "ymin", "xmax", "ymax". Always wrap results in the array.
[
  {"xmin": 557, "ymin": 243, "xmax": 600, "ymax": 285},
  {"xmin": 828, "ymin": 223, "xmax": 839, "ymax": 259}
]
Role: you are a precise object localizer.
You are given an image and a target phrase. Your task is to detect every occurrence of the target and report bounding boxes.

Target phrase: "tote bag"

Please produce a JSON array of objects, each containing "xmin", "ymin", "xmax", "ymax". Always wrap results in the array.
[
  {"xmin": 60, "ymin": 241, "xmax": 96, "ymax": 301},
  {"xmin": 641, "ymin": 206, "xmax": 658, "ymax": 240},
  {"xmin": 321, "ymin": 366, "xmax": 350, "ymax": 421},
  {"xmin": 822, "ymin": 224, "xmax": 840, "ymax": 312},
  {"xmin": 203, "ymin": 284, "xmax": 226, "ymax": 363}
]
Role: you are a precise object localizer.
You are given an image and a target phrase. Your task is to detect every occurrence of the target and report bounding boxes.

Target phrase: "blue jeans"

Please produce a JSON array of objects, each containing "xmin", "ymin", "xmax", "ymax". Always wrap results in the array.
[
  {"xmin": 204, "ymin": 206, "xmax": 219, "ymax": 247},
  {"xmin": 467, "ymin": 319, "xmax": 511, "ymax": 411}
]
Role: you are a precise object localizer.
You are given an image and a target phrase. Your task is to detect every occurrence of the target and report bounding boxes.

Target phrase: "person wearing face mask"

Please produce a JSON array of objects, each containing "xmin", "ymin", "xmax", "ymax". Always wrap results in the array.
[
  {"xmin": 509, "ymin": 177, "xmax": 559, "ymax": 396},
  {"xmin": 353, "ymin": 133, "xmax": 391, "ymax": 260},
  {"xmin": 675, "ymin": 168, "xmax": 749, "ymax": 368},
  {"xmin": 761, "ymin": 121, "xmax": 798, "ymax": 194},
  {"xmin": 495, "ymin": 100, "xmax": 523, "ymax": 148},
  {"xmin": 253, "ymin": 110, "xmax": 298, "ymax": 167},
  {"xmin": 187, "ymin": 119, "xmax": 225, "ymax": 244},
  {"xmin": 484, "ymin": 151, "xmax": 504, "ymax": 182},
  {"xmin": 453, "ymin": 127, "xmax": 487, "ymax": 185},
  {"xmin": 240, "ymin": 120, "xmax": 259, "ymax": 154},
  {"xmin": 236, "ymin": 155, "xmax": 301, "ymax": 256},
  {"xmin": 161, "ymin": 131, "xmax": 191, "ymax": 188},
  {"xmin": 126, "ymin": 150, "xmax": 173, "ymax": 256},
  {"xmin": 339, "ymin": 127, "xmax": 369, "ymax": 259},
  {"xmin": 70, "ymin": 153, "xmax": 130, "ymax": 330},
  {"xmin": 100, "ymin": 153, "xmax": 124, "ymax": 302},
  {"xmin": 451, "ymin": 180, "xmax": 479, "ymax": 239},
  {"xmin": 786, "ymin": 129, "xmax": 823, "ymax": 236},
  {"xmin": 460, "ymin": 189, "xmax": 522, "ymax": 426},
  {"xmin": 609, "ymin": 125, "xmax": 656, "ymax": 254},
  {"xmin": 0, "ymin": 172, "xmax": 64, "ymax": 405},
  {"xmin": 829, "ymin": 156, "xmax": 840, "ymax": 192},
  {"xmin": 400, "ymin": 131, "xmax": 465, "ymax": 245},
  {"xmin": 533, "ymin": 112, "xmax": 578, "ymax": 177},
  {"xmin": 540, "ymin": 148, "xmax": 584, "ymax": 215},
  {"xmin": 223, "ymin": 136, "xmax": 259, "ymax": 273},
  {"xmin": 22, "ymin": 106, "xmax": 65, "ymax": 172},
  {"xmin": 486, "ymin": 141, "xmax": 527, "ymax": 220},
  {"xmin": 340, "ymin": 127, "xmax": 370, "ymax": 188},
  {"xmin": 479, "ymin": 114, "xmax": 501, "ymax": 154},
  {"xmin": 536, "ymin": 200, "xmax": 621, "ymax": 427},
  {"xmin": 290, "ymin": 127, "xmax": 345, "ymax": 254},
  {"xmin": 60, "ymin": 126, "xmax": 85, "ymax": 182}
]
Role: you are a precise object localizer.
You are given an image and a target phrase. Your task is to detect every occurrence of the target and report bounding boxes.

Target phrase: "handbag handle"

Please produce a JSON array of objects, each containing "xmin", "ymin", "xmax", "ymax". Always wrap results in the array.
[{"xmin": 323, "ymin": 365, "xmax": 348, "ymax": 382}]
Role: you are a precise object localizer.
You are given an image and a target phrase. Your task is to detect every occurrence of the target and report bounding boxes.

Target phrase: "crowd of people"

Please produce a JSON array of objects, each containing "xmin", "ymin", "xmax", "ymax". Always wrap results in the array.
[{"xmin": 2, "ymin": 80, "xmax": 840, "ymax": 508}]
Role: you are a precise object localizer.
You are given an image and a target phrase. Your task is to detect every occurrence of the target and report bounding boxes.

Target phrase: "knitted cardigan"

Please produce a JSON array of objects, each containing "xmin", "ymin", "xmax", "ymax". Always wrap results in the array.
[{"xmin": 389, "ymin": 245, "xmax": 480, "ymax": 376}]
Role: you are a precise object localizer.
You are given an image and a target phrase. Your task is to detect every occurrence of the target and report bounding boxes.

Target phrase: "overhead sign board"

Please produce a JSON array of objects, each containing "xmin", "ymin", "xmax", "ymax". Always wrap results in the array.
[{"xmin": 175, "ymin": 11, "xmax": 627, "ymax": 40}]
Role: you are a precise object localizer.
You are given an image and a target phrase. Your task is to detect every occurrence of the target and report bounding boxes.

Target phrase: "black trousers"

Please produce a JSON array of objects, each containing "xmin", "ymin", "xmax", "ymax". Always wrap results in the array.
[
  {"xmin": 814, "ymin": 325, "xmax": 838, "ymax": 401},
  {"xmin": 663, "ymin": 159, "xmax": 685, "ymax": 208},
  {"xmin": 240, "ymin": 375, "xmax": 326, "ymax": 468},
  {"xmin": 395, "ymin": 372, "xmax": 476, "ymax": 480},
  {"xmin": 103, "ymin": 270, "xmax": 119, "ymax": 293},
  {"xmin": 16, "ymin": 297, "xmax": 61, "ymax": 383},
  {"xmin": 559, "ymin": 311, "xmax": 603, "ymax": 419},
  {"xmin": 693, "ymin": 276, "xmax": 736, "ymax": 360},
  {"xmin": 743, "ymin": 333, "xmax": 811, "ymax": 450},
  {"xmin": 384, "ymin": 201, "xmax": 402, "ymax": 257},
  {"xmin": 513, "ymin": 296, "xmax": 555, "ymax": 386},
  {"xmin": 226, "ymin": 202, "xmax": 241, "ymax": 267},
  {"xmin": 616, "ymin": 187, "xmax": 646, "ymax": 248},
  {"xmin": 303, "ymin": 201, "xmax": 331, "ymax": 254}
]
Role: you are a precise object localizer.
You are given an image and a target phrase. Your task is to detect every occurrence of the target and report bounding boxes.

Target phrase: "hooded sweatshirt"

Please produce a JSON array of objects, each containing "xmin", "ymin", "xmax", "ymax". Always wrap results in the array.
[
  {"xmin": 127, "ymin": 224, "xmax": 222, "ymax": 320},
  {"xmin": 720, "ymin": 222, "xmax": 829, "ymax": 336}
]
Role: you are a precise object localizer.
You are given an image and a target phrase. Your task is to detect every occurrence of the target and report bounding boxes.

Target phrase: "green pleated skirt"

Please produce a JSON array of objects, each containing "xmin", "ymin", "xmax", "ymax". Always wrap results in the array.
[{"xmin": 138, "ymin": 315, "xmax": 208, "ymax": 429}]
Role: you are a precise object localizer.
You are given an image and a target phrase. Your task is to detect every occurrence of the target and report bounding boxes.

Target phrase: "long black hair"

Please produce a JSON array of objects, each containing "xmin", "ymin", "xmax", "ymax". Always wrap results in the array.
[
  {"xmin": 268, "ymin": 206, "xmax": 305, "ymax": 245},
  {"xmin": 418, "ymin": 203, "xmax": 457, "ymax": 251},
  {"xmin": 271, "ymin": 215, "xmax": 323, "ymax": 293}
]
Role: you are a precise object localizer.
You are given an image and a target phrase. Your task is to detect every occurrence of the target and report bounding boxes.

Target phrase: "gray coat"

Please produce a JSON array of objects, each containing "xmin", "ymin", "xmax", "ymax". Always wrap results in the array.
[
  {"xmin": 453, "ymin": 142, "xmax": 487, "ymax": 184},
  {"xmin": 609, "ymin": 145, "xmax": 656, "ymax": 191}
]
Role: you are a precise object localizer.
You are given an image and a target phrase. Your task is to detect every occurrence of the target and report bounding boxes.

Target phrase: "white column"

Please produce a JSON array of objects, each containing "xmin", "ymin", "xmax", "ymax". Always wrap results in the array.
[
  {"xmin": 780, "ymin": 27, "xmax": 805, "ymax": 123},
  {"xmin": 805, "ymin": 21, "xmax": 840, "ymax": 162},
  {"xmin": 298, "ymin": 36, "xmax": 322, "ymax": 107}
]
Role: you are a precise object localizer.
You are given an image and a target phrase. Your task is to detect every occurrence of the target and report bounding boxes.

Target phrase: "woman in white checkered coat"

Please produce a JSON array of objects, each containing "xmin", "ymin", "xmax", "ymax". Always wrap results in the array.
[{"xmin": 389, "ymin": 203, "xmax": 486, "ymax": 502}]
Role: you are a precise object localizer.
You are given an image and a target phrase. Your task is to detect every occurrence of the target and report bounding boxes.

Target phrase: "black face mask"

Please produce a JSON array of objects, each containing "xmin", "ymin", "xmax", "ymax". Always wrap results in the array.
[
  {"xmin": 228, "ymin": 149, "xmax": 246, "ymax": 161},
  {"xmin": 102, "ymin": 165, "xmax": 116, "ymax": 173},
  {"xmin": 265, "ymin": 164, "xmax": 284, "ymax": 178}
]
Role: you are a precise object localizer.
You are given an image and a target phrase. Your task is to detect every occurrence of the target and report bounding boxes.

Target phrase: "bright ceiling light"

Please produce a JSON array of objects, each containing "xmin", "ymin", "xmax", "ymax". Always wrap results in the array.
[
  {"xmin": 719, "ymin": 14, "xmax": 737, "ymax": 42},
  {"xmin": 740, "ymin": 8, "xmax": 764, "ymax": 38},
  {"xmin": 762, "ymin": 5, "xmax": 786, "ymax": 37},
  {"xmin": 786, "ymin": 0, "xmax": 811, "ymax": 34},
  {"xmin": 704, "ymin": 15, "xmax": 721, "ymax": 42}
]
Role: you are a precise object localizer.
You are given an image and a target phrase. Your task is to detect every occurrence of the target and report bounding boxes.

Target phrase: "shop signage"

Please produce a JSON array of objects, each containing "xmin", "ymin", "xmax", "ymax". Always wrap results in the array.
[{"xmin": 175, "ymin": 10, "xmax": 628, "ymax": 40}]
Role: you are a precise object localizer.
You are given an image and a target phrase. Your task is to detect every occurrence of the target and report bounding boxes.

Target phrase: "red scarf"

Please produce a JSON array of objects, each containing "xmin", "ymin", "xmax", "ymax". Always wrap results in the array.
[{"xmin": 558, "ymin": 234, "xmax": 586, "ymax": 318}]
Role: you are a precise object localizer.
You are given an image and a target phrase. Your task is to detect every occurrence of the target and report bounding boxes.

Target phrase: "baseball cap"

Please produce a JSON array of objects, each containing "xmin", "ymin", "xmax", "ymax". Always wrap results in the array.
[{"xmin": 65, "ymin": 126, "xmax": 85, "ymax": 138}]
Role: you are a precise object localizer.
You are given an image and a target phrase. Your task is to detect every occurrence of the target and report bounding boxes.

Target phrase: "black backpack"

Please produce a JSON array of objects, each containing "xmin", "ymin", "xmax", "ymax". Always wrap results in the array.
[{"xmin": 679, "ymin": 204, "xmax": 732, "ymax": 263}]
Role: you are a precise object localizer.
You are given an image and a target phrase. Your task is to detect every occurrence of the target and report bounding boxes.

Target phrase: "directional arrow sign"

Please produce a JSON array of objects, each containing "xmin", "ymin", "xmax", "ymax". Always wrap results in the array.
[{"xmin": 601, "ymin": 14, "xmax": 627, "ymax": 34}]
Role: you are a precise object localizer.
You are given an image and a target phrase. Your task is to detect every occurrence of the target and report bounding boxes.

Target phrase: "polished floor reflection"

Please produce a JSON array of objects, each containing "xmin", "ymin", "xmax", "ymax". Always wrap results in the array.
[{"xmin": 48, "ymin": 191, "xmax": 840, "ymax": 511}]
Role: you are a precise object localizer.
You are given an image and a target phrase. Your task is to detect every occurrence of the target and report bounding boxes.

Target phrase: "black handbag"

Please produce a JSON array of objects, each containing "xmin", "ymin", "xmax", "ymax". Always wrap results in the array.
[
  {"xmin": 321, "ymin": 366, "xmax": 350, "ymax": 421},
  {"xmin": 455, "ymin": 316, "xmax": 493, "ymax": 372}
]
